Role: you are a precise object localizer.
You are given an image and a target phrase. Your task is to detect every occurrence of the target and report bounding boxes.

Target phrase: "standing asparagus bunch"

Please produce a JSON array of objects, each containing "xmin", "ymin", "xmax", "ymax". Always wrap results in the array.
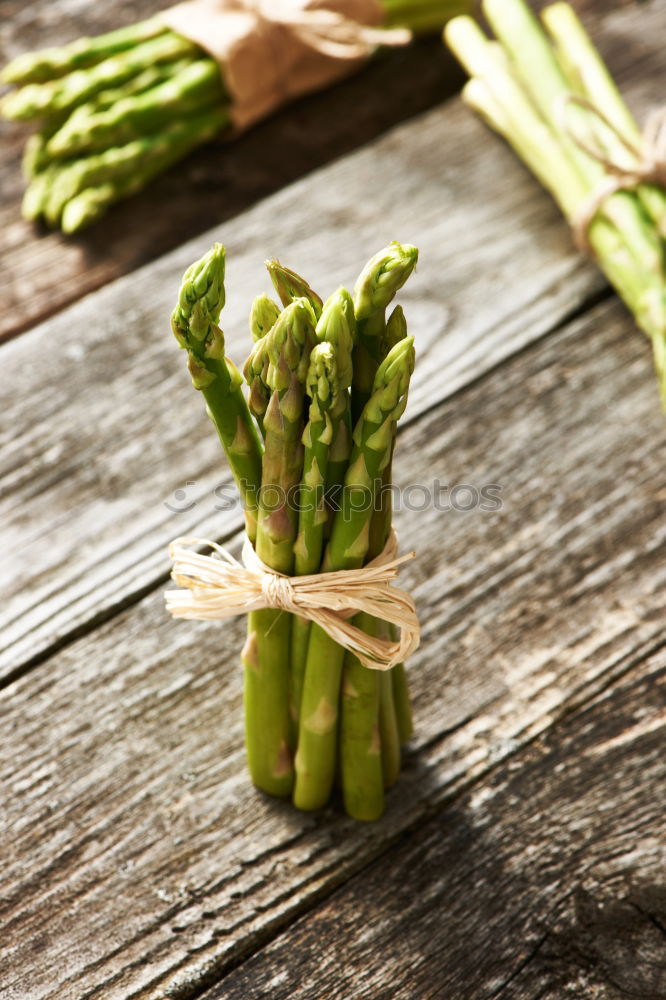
[
  {"xmin": 171, "ymin": 240, "xmax": 419, "ymax": 820},
  {"xmin": 1, "ymin": 0, "xmax": 470, "ymax": 231},
  {"xmin": 445, "ymin": 0, "xmax": 666, "ymax": 403}
]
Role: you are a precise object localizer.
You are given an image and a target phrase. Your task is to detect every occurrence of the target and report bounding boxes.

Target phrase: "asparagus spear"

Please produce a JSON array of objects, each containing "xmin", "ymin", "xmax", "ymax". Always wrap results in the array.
[
  {"xmin": 289, "ymin": 290, "xmax": 356, "ymax": 733},
  {"xmin": 171, "ymin": 244, "xmax": 263, "ymax": 542},
  {"xmin": 21, "ymin": 114, "xmax": 66, "ymax": 178},
  {"xmin": 353, "ymin": 278, "xmax": 417, "ymax": 754},
  {"xmin": 22, "ymin": 168, "xmax": 57, "ymax": 221},
  {"xmin": 22, "ymin": 59, "xmax": 193, "ymax": 181},
  {"xmin": 342, "ymin": 304, "xmax": 410, "ymax": 801},
  {"xmin": 249, "ymin": 294, "xmax": 280, "ymax": 342},
  {"xmin": 1, "ymin": 33, "xmax": 200, "ymax": 120},
  {"xmin": 352, "ymin": 241, "xmax": 418, "ymax": 421},
  {"xmin": 56, "ymin": 110, "xmax": 225, "ymax": 232},
  {"xmin": 46, "ymin": 60, "xmax": 226, "ymax": 157},
  {"xmin": 40, "ymin": 109, "xmax": 227, "ymax": 227},
  {"xmin": 244, "ymin": 326, "xmax": 273, "ymax": 435},
  {"xmin": 1, "ymin": 19, "xmax": 170, "ymax": 85},
  {"xmin": 57, "ymin": 57, "xmax": 193, "ymax": 130},
  {"xmin": 340, "ymin": 337, "xmax": 415, "ymax": 819},
  {"xmin": 293, "ymin": 336, "xmax": 415, "ymax": 815},
  {"xmin": 266, "ymin": 259, "xmax": 324, "ymax": 319},
  {"xmin": 372, "ymin": 304, "xmax": 414, "ymax": 752},
  {"xmin": 295, "ymin": 289, "xmax": 355, "ymax": 575},
  {"xmin": 244, "ymin": 299, "xmax": 317, "ymax": 797},
  {"xmin": 244, "ymin": 295, "xmax": 281, "ymax": 434},
  {"xmin": 323, "ymin": 288, "xmax": 357, "ymax": 511}
]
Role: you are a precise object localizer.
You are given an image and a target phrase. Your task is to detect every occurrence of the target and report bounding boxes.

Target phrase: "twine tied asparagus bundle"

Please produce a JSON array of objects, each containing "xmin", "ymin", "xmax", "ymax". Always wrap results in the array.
[
  {"xmin": 445, "ymin": 0, "xmax": 666, "ymax": 405},
  {"xmin": 1, "ymin": 0, "xmax": 471, "ymax": 231},
  {"xmin": 167, "ymin": 527, "xmax": 420, "ymax": 671},
  {"xmin": 558, "ymin": 98, "xmax": 666, "ymax": 252},
  {"xmin": 167, "ymin": 240, "xmax": 420, "ymax": 821}
]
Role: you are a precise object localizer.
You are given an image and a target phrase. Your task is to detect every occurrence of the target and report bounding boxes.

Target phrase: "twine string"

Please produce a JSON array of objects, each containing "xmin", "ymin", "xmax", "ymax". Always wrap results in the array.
[
  {"xmin": 160, "ymin": 0, "xmax": 411, "ymax": 131},
  {"xmin": 166, "ymin": 527, "xmax": 420, "ymax": 671},
  {"xmin": 558, "ymin": 94, "xmax": 666, "ymax": 252}
]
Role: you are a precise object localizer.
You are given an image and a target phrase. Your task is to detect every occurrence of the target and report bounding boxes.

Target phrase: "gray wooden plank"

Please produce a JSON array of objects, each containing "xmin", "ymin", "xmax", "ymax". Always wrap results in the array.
[
  {"xmin": 4, "ymin": 0, "xmax": 666, "ymax": 678},
  {"xmin": 205, "ymin": 650, "xmax": 665, "ymax": 1000},
  {"xmin": 1, "ymin": 296, "xmax": 665, "ymax": 1000}
]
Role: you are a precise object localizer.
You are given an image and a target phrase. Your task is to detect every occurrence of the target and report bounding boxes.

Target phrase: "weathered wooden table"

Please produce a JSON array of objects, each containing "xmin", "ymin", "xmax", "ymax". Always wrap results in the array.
[{"xmin": 1, "ymin": 2, "xmax": 665, "ymax": 998}]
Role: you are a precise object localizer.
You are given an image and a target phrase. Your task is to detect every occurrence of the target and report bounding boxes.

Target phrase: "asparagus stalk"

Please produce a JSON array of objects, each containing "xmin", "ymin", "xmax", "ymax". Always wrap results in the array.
[
  {"xmin": 1, "ymin": 19, "xmax": 170, "ymax": 85},
  {"xmin": 244, "ymin": 299, "xmax": 317, "ymax": 797},
  {"xmin": 352, "ymin": 241, "xmax": 418, "ymax": 421},
  {"xmin": 293, "ymin": 336, "xmax": 415, "ymax": 815},
  {"xmin": 1, "ymin": 33, "xmax": 200, "ymax": 120},
  {"xmin": 290, "ymin": 290, "xmax": 356, "ymax": 734},
  {"xmin": 171, "ymin": 244, "xmax": 263, "ymax": 542}
]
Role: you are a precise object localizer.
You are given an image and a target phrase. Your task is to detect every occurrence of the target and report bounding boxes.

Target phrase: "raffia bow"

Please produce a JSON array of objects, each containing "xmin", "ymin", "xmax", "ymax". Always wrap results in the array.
[
  {"xmin": 559, "ymin": 94, "xmax": 666, "ymax": 252},
  {"xmin": 166, "ymin": 527, "xmax": 420, "ymax": 670},
  {"xmin": 160, "ymin": 0, "xmax": 412, "ymax": 130}
]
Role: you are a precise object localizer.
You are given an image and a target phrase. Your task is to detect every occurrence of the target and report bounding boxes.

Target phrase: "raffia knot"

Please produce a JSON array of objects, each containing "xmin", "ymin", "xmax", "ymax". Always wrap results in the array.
[
  {"xmin": 166, "ymin": 527, "xmax": 420, "ymax": 670},
  {"xmin": 260, "ymin": 569, "xmax": 296, "ymax": 612},
  {"xmin": 558, "ymin": 94, "xmax": 666, "ymax": 253}
]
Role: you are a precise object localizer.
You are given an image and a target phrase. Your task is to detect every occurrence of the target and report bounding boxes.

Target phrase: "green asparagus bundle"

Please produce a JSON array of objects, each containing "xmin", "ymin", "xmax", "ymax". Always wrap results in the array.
[
  {"xmin": 445, "ymin": 0, "xmax": 666, "ymax": 403},
  {"xmin": 1, "ymin": 0, "xmax": 470, "ymax": 233},
  {"xmin": 169, "ymin": 240, "xmax": 419, "ymax": 820}
]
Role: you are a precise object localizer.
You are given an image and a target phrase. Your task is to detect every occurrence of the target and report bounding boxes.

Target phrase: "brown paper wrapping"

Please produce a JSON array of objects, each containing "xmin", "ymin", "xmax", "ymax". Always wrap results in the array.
[{"xmin": 159, "ymin": 0, "xmax": 411, "ymax": 131}]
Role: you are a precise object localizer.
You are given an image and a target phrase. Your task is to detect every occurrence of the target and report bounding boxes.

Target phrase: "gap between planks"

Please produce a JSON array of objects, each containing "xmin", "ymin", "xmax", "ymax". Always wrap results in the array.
[{"xmin": 202, "ymin": 648, "xmax": 666, "ymax": 1000}]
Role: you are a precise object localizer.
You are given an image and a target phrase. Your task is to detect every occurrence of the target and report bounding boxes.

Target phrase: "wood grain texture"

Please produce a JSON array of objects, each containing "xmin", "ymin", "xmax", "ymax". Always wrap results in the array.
[
  {"xmin": 207, "ymin": 651, "xmax": 666, "ymax": 1000},
  {"xmin": 0, "ymin": 100, "xmax": 602, "ymax": 681},
  {"xmin": 0, "ymin": 0, "xmax": 653, "ymax": 342},
  {"xmin": 0, "ymin": 0, "xmax": 464, "ymax": 342},
  {"xmin": 2, "ymin": 296, "xmax": 665, "ymax": 1000},
  {"xmin": 3, "ymin": 0, "xmax": 665, "ymax": 678}
]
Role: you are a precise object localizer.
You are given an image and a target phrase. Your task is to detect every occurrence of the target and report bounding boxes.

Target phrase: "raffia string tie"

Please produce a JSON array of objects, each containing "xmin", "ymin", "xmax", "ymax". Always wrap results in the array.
[
  {"xmin": 558, "ymin": 94, "xmax": 666, "ymax": 253},
  {"xmin": 166, "ymin": 527, "xmax": 420, "ymax": 671},
  {"xmin": 160, "ymin": 0, "xmax": 412, "ymax": 131}
]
